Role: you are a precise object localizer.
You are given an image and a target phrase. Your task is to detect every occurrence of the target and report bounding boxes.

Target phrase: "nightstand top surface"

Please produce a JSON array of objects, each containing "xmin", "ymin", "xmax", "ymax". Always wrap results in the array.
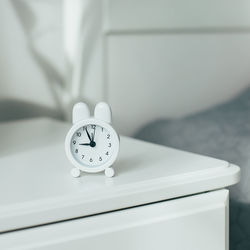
[{"xmin": 0, "ymin": 119, "xmax": 240, "ymax": 232}]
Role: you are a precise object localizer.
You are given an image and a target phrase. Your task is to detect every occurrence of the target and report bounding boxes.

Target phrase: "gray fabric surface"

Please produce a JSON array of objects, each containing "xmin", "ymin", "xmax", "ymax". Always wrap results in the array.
[{"xmin": 135, "ymin": 88, "xmax": 250, "ymax": 250}]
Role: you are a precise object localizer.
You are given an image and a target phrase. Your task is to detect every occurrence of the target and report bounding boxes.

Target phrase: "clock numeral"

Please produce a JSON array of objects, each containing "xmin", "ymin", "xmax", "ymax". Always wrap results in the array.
[
  {"xmin": 82, "ymin": 155, "xmax": 85, "ymax": 159},
  {"xmin": 76, "ymin": 132, "xmax": 81, "ymax": 137},
  {"xmin": 107, "ymin": 134, "xmax": 110, "ymax": 139},
  {"xmin": 75, "ymin": 149, "xmax": 78, "ymax": 153},
  {"xmin": 73, "ymin": 140, "xmax": 76, "ymax": 145},
  {"xmin": 91, "ymin": 125, "xmax": 96, "ymax": 129},
  {"xmin": 102, "ymin": 127, "xmax": 104, "ymax": 132},
  {"xmin": 106, "ymin": 151, "xmax": 109, "ymax": 156},
  {"xmin": 99, "ymin": 157, "xmax": 102, "ymax": 161},
  {"xmin": 108, "ymin": 143, "xmax": 111, "ymax": 147},
  {"xmin": 89, "ymin": 158, "xmax": 93, "ymax": 162}
]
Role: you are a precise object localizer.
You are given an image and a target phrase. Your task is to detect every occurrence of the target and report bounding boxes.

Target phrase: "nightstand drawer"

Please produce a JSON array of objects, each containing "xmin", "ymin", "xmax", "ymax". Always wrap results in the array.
[{"xmin": 0, "ymin": 189, "xmax": 229, "ymax": 250}]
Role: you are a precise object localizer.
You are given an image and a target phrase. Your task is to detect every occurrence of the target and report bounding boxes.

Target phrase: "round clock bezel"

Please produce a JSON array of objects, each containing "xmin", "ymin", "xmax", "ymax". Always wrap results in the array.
[{"xmin": 65, "ymin": 118, "xmax": 120, "ymax": 173}]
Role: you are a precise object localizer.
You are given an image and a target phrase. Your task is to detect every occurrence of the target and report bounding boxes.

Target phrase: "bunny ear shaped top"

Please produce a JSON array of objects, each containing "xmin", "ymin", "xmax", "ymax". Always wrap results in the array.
[
  {"xmin": 94, "ymin": 102, "xmax": 112, "ymax": 123},
  {"xmin": 72, "ymin": 102, "xmax": 90, "ymax": 124}
]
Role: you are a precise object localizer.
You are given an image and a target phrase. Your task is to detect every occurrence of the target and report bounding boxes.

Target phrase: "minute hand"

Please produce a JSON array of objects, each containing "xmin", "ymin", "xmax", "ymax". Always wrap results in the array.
[{"xmin": 86, "ymin": 128, "xmax": 92, "ymax": 142}]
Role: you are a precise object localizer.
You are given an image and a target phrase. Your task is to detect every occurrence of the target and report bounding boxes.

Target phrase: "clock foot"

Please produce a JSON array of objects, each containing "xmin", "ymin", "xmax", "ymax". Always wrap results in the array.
[
  {"xmin": 71, "ymin": 168, "xmax": 81, "ymax": 178},
  {"xmin": 105, "ymin": 167, "xmax": 115, "ymax": 178}
]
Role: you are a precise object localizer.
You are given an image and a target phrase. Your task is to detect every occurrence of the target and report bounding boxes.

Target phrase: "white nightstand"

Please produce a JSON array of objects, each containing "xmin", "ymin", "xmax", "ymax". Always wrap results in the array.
[{"xmin": 0, "ymin": 119, "xmax": 240, "ymax": 250}]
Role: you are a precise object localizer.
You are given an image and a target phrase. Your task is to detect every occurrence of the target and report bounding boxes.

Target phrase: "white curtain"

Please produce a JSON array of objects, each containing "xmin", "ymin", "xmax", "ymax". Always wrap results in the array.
[{"xmin": 0, "ymin": 0, "xmax": 102, "ymax": 120}]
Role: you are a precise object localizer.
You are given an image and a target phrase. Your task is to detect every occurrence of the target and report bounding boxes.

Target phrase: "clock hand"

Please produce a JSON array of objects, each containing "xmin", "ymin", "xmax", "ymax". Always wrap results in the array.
[
  {"xmin": 93, "ymin": 126, "xmax": 96, "ymax": 141},
  {"xmin": 79, "ymin": 141, "xmax": 96, "ymax": 147},
  {"xmin": 86, "ymin": 128, "xmax": 92, "ymax": 142}
]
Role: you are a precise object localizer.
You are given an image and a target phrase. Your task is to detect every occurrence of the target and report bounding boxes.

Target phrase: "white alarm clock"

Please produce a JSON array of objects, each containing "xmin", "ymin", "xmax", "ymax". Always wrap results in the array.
[{"xmin": 65, "ymin": 102, "xmax": 120, "ymax": 178}]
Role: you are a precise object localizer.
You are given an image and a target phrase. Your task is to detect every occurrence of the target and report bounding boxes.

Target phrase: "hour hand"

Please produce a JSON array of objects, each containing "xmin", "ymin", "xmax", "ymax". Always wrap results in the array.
[{"xmin": 79, "ymin": 143, "xmax": 91, "ymax": 146}]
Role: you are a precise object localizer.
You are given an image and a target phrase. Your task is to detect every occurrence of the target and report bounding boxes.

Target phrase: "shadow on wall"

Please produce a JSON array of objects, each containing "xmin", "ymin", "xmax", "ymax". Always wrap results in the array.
[
  {"xmin": 0, "ymin": 99, "xmax": 63, "ymax": 122},
  {"xmin": 9, "ymin": 0, "xmax": 67, "ymax": 117}
]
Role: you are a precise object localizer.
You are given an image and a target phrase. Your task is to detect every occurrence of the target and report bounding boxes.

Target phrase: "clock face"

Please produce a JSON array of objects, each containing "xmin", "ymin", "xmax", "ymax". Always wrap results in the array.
[{"xmin": 70, "ymin": 124, "xmax": 115, "ymax": 168}]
